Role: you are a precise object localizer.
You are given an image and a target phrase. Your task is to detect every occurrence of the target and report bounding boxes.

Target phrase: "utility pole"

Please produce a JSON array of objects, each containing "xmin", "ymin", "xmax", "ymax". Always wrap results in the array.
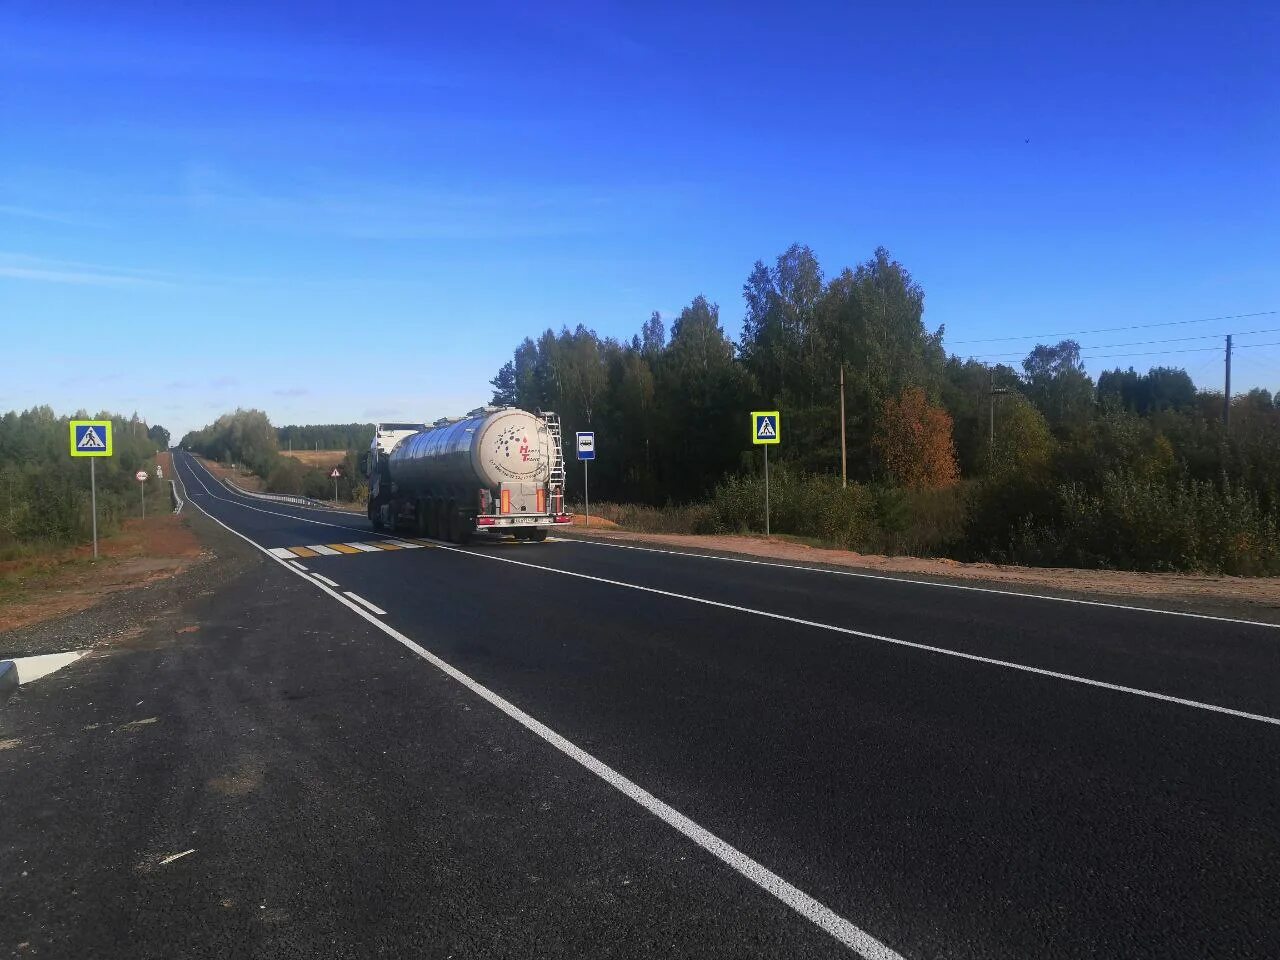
[
  {"xmin": 989, "ymin": 372, "xmax": 1009, "ymax": 454},
  {"xmin": 839, "ymin": 365, "xmax": 847, "ymax": 488},
  {"xmin": 1224, "ymin": 334, "xmax": 1233, "ymax": 427}
]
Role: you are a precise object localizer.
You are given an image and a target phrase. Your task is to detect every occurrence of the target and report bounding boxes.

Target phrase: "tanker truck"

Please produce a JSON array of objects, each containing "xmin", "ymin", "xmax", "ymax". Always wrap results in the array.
[{"xmin": 363, "ymin": 407, "xmax": 570, "ymax": 543}]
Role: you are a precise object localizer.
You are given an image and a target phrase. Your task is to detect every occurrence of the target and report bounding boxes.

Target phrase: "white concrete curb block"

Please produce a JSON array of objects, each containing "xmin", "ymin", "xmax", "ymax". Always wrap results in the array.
[{"xmin": 10, "ymin": 650, "xmax": 88, "ymax": 684}]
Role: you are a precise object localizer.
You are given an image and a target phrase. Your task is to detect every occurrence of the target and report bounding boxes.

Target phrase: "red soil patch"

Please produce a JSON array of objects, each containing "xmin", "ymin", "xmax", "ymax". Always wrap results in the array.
[{"xmin": 0, "ymin": 515, "xmax": 206, "ymax": 633}]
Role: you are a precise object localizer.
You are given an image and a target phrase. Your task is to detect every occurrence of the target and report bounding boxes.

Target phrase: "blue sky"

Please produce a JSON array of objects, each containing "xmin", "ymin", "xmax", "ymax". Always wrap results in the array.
[{"xmin": 3, "ymin": 0, "xmax": 1277, "ymax": 437}]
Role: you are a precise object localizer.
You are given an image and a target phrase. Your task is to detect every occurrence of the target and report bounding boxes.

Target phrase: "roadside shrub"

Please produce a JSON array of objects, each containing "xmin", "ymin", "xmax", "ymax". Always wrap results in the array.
[
  {"xmin": 569, "ymin": 500, "xmax": 718, "ymax": 534},
  {"xmin": 264, "ymin": 457, "xmax": 305, "ymax": 495},
  {"xmin": 997, "ymin": 471, "xmax": 1279, "ymax": 574},
  {"xmin": 560, "ymin": 466, "xmax": 1279, "ymax": 575},
  {"xmin": 704, "ymin": 466, "xmax": 965, "ymax": 556}
]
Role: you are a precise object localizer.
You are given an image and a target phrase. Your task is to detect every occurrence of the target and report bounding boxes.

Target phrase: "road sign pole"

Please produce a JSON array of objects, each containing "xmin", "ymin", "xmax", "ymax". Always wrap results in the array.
[
  {"xmin": 763, "ymin": 444, "xmax": 770, "ymax": 538},
  {"xmin": 90, "ymin": 458, "xmax": 98, "ymax": 561},
  {"xmin": 141, "ymin": 477, "xmax": 145, "ymax": 519},
  {"xmin": 334, "ymin": 478, "xmax": 338, "ymax": 502},
  {"xmin": 584, "ymin": 460, "xmax": 589, "ymax": 527}
]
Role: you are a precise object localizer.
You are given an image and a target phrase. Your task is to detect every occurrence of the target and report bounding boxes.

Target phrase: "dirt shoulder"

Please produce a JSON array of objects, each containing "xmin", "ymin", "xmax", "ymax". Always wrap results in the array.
[
  {"xmin": 0, "ymin": 514, "xmax": 207, "ymax": 637},
  {"xmin": 559, "ymin": 527, "xmax": 1280, "ymax": 622},
  {"xmin": 0, "ymin": 502, "xmax": 260, "ymax": 658}
]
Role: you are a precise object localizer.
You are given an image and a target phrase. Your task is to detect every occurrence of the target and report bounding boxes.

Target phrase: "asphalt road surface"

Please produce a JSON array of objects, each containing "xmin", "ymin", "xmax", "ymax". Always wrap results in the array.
[{"xmin": 3, "ymin": 451, "xmax": 1278, "ymax": 959}]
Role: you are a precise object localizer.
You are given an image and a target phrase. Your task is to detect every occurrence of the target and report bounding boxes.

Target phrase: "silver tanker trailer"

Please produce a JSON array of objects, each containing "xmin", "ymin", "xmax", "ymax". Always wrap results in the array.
[{"xmin": 363, "ymin": 408, "xmax": 569, "ymax": 543}]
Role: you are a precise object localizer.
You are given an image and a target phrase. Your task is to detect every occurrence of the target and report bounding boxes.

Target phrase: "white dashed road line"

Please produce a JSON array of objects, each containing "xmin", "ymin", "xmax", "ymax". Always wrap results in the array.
[{"xmin": 343, "ymin": 591, "xmax": 388, "ymax": 615}]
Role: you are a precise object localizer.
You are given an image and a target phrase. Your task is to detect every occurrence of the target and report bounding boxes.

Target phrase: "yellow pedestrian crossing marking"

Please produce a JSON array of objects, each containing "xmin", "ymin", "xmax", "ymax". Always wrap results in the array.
[{"xmin": 267, "ymin": 535, "xmax": 558, "ymax": 561}]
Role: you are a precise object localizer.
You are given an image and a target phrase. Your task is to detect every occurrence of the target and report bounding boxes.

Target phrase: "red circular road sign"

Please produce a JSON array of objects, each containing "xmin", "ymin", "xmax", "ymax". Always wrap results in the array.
[{"xmin": 135, "ymin": 470, "xmax": 148, "ymax": 482}]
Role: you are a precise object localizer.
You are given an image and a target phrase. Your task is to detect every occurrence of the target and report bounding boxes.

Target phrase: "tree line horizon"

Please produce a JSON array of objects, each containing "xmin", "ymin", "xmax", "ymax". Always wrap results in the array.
[{"xmin": 174, "ymin": 242, "xmax": 1277, "ymax": 573}]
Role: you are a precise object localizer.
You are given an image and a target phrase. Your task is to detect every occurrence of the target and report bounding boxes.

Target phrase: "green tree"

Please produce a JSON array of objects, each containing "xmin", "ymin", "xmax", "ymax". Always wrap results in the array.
[
  {"xmin": 1023, "ymin": 340, "xmax": 1095, "ymax": 432},
  {"xmin": 656, "ymin": 296, "xmax": 752, "ymax": 500}
]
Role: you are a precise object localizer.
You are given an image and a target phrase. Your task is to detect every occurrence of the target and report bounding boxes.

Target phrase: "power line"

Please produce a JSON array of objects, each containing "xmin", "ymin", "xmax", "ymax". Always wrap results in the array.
[
  {"xmin": 974, "ymin": 340, "xmax": 1280, "ymax": 364},
  {"xmin": 969, "ymin": 327, "xmax": 1280, "ymax": 360},
  {"xmin": 949, "ymin": 310, "xmax": 1277, "ymax": 345}
]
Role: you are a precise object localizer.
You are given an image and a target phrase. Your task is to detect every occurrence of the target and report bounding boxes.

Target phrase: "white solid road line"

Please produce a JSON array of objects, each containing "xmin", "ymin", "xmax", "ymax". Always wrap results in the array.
[
  {"xmin": 434, "ymin": 544, "xmax": 1280, "ymax": 728},
  {"xmin": 177, "ymin": 453, "xmax": 1280, "ymax": 725},
  {"xmin": 178, "ymin": 457, "xmax": 384, "ymax": 538},
  {"xmin": 170, "ymin": 452, "xmax": 905, "ymax": 960},
  {"xmin": 343, "ymin": 591, "xmax": 388, "ymax": 615},
  {"xmin": 312, "ymin": 573, "xmax": 340, "ymax": 588},
  {"xmin": 289, "ymin": 561, "xmax": 309, "ymax": 572},
  {"xmin": 563, "ymin": 537, "xmax": 1280, "ymax": 631}
]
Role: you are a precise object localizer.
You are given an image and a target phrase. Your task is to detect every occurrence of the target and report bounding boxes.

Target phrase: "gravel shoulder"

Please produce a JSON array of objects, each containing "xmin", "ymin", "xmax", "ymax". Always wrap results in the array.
[{"xmin": 0, "ymin": 513, "xmax": 258, "ymax": 659}]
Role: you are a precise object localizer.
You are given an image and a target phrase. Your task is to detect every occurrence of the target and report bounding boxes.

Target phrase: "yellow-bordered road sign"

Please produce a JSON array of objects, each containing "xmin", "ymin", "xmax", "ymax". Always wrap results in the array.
[
  {"xmin": 751, "ymin": 411, "xmax": 780, "ymax": 445},
  {"xmin": 70, "ymin": 420, "xmax": 113, "ymax": 457}
]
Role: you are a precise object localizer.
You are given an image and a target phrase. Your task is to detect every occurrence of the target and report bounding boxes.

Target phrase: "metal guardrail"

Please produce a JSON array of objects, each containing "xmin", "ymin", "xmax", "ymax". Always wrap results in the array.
[
  {"xmin": 222, "ymin": 475, "xmax": 326, "ymax": 508},
  {"xmin": 221, "ymin": 475, "xmax": 362, "ymax": 514}
]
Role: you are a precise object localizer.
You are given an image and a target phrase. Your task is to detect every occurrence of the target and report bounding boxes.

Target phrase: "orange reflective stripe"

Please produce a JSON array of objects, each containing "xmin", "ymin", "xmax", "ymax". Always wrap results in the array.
[{"xmin": 500, "ymin": 489, "xmax": 511, "ymax": 514}]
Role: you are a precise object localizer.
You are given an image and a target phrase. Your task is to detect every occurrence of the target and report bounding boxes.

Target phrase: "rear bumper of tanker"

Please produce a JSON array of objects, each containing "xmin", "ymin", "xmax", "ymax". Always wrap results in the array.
[{"xmin": 475, "ymin": 514, "xmax": 573, "ymax": 530}]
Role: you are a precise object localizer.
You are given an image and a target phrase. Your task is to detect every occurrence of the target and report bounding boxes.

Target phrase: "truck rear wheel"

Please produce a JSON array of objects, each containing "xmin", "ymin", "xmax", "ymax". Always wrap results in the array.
[
  {"xmin": 529, "ymin": 529, "xmax": 548, "ymax": 542},
  {"xmin": 368, "ymin": 501, "xmax": 384, "ymax": 531},
  {"xmin": 453, "ymin": 508, "xmax": 472, "ymax": 545}
]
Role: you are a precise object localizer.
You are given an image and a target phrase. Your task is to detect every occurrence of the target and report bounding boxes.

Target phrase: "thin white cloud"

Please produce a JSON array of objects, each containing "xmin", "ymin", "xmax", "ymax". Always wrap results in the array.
[
  {"xmin": 176, "ymin": 166, "xmax": 685, "ymax": 242},
  {"xmin": 0, "ymin": 253, "xmax": 172, "ymax": 287},
  {"xmin": 0, "ymin": 204, "xmax": 93, "ymax": 226}
]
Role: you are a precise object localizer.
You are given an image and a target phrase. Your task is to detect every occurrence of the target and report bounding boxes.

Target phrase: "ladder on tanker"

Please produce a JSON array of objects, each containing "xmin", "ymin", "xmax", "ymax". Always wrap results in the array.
[{"xmin": 540, "ymin": 412, "xmax": 567, "ymax": 508}]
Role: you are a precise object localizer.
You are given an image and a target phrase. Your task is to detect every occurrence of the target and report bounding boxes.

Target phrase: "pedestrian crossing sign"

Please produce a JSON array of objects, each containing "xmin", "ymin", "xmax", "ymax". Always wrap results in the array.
[
  {"xmin": 70, "ymin": 420, "xmax": 113, "ymax": 457},
  {"xmin": 752, "ymin": 411, "xmax": 780, "ymax": 445}
]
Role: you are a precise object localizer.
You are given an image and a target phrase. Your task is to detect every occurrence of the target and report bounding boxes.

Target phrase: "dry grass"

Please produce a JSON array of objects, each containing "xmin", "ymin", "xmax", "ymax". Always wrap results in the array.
[
  {"xmin": 196, "ymin": 457, "xmax": 265, "ymax": 491},
  {"xmin": 281, "ymin": 450, "xmax": 348, "ymax": 468},
  {"xmin": 0, "ymin": 515, "xmax": 206, "ymax": 632}
]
